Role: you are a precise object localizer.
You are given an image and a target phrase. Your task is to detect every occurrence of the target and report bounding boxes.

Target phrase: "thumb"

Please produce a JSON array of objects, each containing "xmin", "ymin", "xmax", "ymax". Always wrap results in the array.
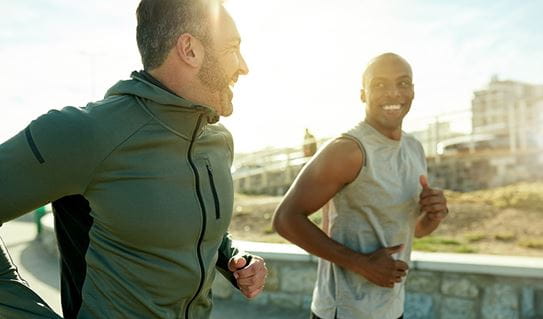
[
  {"xmin": 419, "ymin": 175, "xmax": 431, "ymax": 190},
  {"xmin": 385, "ymin": 244, "xmax": 404, "ymax": 255},
  {"xmin": 228, "ymin": 256, "xmax": 247, "ymax": 272}
]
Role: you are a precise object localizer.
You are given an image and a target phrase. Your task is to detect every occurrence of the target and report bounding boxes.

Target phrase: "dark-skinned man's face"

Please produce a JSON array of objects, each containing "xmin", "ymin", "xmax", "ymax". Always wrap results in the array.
[{"xmin": 362, "ymin": 56, "xmax": 414, "ymax": 131}]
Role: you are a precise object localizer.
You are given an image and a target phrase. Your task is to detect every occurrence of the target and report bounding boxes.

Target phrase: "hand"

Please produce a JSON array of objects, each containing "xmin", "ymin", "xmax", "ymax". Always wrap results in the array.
[
  {"xmin": 228, "ymin": 255, "xmax": 267, "ymax": 298},
  {"xmin": 419, "ymin": 175, "xmax": 448, "ymax": 221},
  {"xmin": 357, "ymin": 244, "xmax": 409, "ymax": 288}
]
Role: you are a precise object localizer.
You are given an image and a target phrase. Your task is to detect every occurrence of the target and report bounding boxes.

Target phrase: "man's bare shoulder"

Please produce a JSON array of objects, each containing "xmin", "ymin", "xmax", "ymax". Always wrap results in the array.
[
  {"xmin": 311, "ymin": 137, "xmax": 364, "ymax": 184},
  {"xmin": 321, "ymin": 137, "xmax": 363, "ymax": 160}
]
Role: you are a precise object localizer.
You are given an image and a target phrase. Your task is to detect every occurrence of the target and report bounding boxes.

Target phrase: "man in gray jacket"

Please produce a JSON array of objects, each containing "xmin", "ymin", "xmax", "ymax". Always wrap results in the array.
[{"xmin": 0, "ymin": 0, "xmax": 267, "ymax": 318}]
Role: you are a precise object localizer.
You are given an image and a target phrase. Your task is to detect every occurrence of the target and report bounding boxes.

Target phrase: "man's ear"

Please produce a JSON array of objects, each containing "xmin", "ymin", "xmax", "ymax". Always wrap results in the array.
[
  {"xmin": 175, "ymin": 33, "xmax": 204, "ymax": 68},
  {"xmin": 360, "ymin": 88, "xmax": 367, "ymax": 103}
]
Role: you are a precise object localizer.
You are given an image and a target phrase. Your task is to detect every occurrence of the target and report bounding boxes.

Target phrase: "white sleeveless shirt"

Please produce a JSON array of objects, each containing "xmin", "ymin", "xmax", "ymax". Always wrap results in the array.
[{"xmin": 311, "ymin": 121, "xmax": 427, "ymax": 319}]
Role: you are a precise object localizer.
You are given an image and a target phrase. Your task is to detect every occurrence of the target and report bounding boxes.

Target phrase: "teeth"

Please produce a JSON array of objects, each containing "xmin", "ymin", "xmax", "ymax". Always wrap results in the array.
[{"xmin": 383, "ymin": 104, "xmax": 401, "ymax": 110}]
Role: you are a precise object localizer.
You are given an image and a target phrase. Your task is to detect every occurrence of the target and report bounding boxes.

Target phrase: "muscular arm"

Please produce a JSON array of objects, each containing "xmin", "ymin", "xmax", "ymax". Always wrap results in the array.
[
  {"xmin": 0, "ymin": 108, "xmax": 98, "ymax": 223},
  {"xmin": 0, "ymin": 108, "xmax": 101, "ymax": 317},
  {"xmin": 273, "ymin": 138, "xmax": 363, "ymax": 268},
  {"xmin": 273, "ymin": 138, "xmax": 408, "ymax": 287}
]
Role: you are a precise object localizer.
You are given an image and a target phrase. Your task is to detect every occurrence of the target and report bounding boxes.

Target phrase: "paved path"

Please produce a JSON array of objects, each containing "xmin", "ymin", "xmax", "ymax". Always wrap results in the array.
[{"xmin": 0, "ymin": 216, "xmax": 307, "ymax": 319}]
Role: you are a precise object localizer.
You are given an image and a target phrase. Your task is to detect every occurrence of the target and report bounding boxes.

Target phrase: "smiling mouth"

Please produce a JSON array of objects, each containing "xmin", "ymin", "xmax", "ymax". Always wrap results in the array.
[
  {"xmin": 228, "ymin": 79, "xmax": 236, "ymax": 91},
  {"xmin": 382, "ymin": 104, "xmax": 402, "ymax": 111},
  {"xmin": 230, "ymin": 73, "xmax": 239, "ymax": 87}
]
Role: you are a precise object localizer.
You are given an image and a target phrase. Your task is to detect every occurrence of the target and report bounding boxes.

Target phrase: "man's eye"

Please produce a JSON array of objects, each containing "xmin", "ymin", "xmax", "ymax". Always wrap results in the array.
[
  {"xmin": 399, "ymin": 81, "xmax": 412, "ymax": 88},
  {"xmin": 373, "ymin": 83, "xmax": 385, "ymax": 89}
]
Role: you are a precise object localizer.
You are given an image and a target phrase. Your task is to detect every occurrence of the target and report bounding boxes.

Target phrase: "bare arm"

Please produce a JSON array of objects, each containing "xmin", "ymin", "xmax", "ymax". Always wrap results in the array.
[{"xmin": 273, "ymin": 138, "xmax": 407, "ymax": 288}]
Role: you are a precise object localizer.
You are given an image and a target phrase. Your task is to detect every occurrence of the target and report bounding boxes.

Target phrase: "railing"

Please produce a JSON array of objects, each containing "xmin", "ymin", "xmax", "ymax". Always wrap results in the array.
[{"xmin": 233, "ymin": 107, "xmax": 543, "ymax": 194}]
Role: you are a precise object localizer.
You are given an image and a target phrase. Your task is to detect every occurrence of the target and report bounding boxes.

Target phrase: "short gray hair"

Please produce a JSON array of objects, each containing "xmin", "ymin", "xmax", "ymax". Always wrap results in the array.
[{"xmin": 136, "ymin": 0, "xmax": 220, "ymax": 70}]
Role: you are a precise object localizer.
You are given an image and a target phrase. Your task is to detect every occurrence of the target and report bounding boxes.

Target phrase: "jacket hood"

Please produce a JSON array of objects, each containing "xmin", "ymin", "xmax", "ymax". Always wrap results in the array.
[{"xmin": 105, "ymin": 71, "xmax": 220, "ymax": 124}]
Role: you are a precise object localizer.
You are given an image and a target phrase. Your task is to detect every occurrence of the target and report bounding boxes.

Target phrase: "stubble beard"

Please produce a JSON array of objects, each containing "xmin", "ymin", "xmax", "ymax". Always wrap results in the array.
[{"xmin": 198, "ymin": 49, "xmax": 233, "ymax": 116}]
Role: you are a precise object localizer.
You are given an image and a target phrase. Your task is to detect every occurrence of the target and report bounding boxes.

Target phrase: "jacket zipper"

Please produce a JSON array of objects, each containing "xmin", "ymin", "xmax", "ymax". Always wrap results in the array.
[
  {"xmin": 184, "ymin": 114, "xmax": 206, "ymax": 319},
  {"xmin": 206, "ymin": 163, "xmax": 221, "ymax": 219}
]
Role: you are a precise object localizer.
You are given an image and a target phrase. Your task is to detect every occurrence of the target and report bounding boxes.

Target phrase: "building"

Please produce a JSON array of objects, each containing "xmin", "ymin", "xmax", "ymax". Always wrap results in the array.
[
  {"xmin": 411, "ymin": 121, "xmax": 455, "ymax": 156},
  {"xmin": 471, "ymin": 76, "xmax": 543, "ymax": 152}
]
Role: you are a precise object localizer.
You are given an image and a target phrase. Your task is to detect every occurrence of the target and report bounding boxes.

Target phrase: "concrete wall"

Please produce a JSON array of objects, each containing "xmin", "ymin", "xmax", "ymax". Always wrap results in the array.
[
  {"xmin": 215, "ymin": 241, "xmax": 543, "ymax": 319},
  {"xmin": 428, "ymin": 150, "xmax": 543, "ymax": 191}
]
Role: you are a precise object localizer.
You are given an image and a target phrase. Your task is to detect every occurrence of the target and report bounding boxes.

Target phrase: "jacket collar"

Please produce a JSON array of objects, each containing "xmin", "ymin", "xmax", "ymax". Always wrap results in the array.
[{"xmin": 105, "ymin": 71, "xmax": 220, "ymax": 140}]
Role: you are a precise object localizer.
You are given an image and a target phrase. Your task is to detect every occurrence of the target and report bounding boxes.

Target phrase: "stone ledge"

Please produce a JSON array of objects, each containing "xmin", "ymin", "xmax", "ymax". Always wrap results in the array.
[
  {"xmin": 234, "ymin": 240, "xmax": 543, "ymax": 279},
  {"xmin": 234, "ymin": 240, "xmax": 317, "ymax": 262},
  {"xmin": 411, "ymin": 251, "xmax": 543, "ymax": 278}
]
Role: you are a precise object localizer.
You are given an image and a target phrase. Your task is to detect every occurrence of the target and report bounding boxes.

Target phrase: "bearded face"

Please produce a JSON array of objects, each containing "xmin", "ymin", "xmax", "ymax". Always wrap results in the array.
[
  {"xmin": 197, "ymin": 47, "xmax": 234, "ymax": 116},
  {"xmin": 194, "ymin": 7, "xmax": 248, "ymax": 117}
]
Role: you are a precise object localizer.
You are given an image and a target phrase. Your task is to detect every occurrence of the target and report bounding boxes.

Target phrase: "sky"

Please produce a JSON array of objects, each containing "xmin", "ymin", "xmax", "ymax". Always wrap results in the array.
[{"xmin": 1, "ymin": 0, "xmax": 542, "ymax": 153}]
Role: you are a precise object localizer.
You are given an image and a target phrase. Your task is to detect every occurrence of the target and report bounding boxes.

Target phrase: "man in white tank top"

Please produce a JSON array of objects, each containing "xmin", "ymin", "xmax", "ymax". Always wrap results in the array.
[{"xmin": 273, "ymin": 53, "xmax": 449, "ymax": 319}]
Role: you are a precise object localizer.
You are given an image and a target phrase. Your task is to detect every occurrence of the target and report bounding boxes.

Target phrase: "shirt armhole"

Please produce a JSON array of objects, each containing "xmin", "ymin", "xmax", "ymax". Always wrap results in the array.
[{"xmin": 338, "ymin": 134, "xmax": 367, "ymax": 181}]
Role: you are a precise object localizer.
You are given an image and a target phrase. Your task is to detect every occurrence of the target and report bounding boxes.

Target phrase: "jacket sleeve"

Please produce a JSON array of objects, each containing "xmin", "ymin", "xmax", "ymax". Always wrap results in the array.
[
  {"xmin": 0, "ymin": 236, "xmax": 62, "ymax": 319},
  {"xmin": 215, "ymin": 232, "xmax": 253, "ymax": 288},
  {"xmin": 0, "ymin": 107, "xmax": 99, "ymax": 223}
]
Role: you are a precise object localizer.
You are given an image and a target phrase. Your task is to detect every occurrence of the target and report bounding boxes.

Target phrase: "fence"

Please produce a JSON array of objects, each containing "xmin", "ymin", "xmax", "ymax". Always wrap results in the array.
[{"xmin": 234, "ymin": 108, "xmax": 543, "ymax": 195}]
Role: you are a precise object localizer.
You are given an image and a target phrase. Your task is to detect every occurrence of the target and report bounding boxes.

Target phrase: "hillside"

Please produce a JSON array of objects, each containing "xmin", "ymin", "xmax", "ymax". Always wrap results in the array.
[{"xmin": 228, "ymin": 182, "xmax": 543, "ymax": 256}]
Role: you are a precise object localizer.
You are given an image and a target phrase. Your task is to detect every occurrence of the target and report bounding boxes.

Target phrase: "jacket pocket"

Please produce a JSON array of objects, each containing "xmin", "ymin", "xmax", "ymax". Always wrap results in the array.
[{"xmin": 205, "ymin": 161, "xmax": 221, "ymax": 219}]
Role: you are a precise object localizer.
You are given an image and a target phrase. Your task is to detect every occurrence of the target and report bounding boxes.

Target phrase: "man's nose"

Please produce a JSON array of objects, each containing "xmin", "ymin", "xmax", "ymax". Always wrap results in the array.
[
  {"xmin": 238, "ymin": 52, "xmax": 249, "ymax": 75},
  {"xmin": 386, "ymin": 86, "xmax": 401, "ymax": 97}
]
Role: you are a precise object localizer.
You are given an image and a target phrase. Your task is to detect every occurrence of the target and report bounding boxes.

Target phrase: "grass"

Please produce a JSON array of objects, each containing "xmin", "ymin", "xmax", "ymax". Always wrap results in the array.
[
  {"xmin": 464, "ymin": 231, "xmax": 487, "ymax": 243},
  {"xmin": 413, "ymin": 236, "xmax": 477, "ymax": 253},
  {"xmin": 232, "ymin": 185, "xmax": 543, "ymax": 254},
  {"xmin": 518, "ymin": 238, "xmax": 543, "ymax": 249},
  {"xmin": 309, "ymin": 211, "xmax": 323, "ymax": 225},
  {"xmin": 445, "ymin": 182, "xmax": 543, "ymax": 211},
  {"xmin": 263, "ymin": 225, "xmax": 275, "ymax": 234},
  {"xmin": 494, "ymin": 231, "xmax": 516, "ymax": 242}
]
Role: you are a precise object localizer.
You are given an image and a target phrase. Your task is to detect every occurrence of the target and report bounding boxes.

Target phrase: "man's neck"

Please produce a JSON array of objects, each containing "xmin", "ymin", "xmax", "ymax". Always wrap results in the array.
[
  {"xmin": 365, "ymin": 119, "xmax": 403, "ymax": 141},
  {"xmin": 140, "ymin": 70, "xmax": 178, "ymax": 97},
  {"xmin": 148, "ymin": 68, "xmax": 186, "ymax": 97},
  {"xmin": 148, "ymin": 67, "xmax": 219, "ymax": 112}
]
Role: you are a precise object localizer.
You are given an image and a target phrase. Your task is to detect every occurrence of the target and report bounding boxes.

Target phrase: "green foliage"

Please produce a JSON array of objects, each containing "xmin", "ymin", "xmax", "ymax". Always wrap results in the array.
[
  {"xmin": 463, "ymin": 231, "xmax": 487, "ymax": 243},
  {"xmin": 518, "ymin": 238, "xmax": 543, "ymax": 249},
  {"xmin": 494, "ymin": 231, "xmax": 516, "ymax": 241},
  {"xmin": 309, "ymin": 211, "xmax": 323, "ymax": 225},
  {"xmin": 263, "ymin": 225, "xmax": 275, "ymax": 234},
  {"xmin": 445, "ymin": 182, "xmax": 543, "ymax": 211},
  {"xmin": 413, "ymin": 236, "xmax": 477, "ymax": 253}
]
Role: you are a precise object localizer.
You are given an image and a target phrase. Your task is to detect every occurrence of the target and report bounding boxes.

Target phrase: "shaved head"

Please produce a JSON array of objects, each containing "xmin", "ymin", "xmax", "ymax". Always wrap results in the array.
[
  {"xmin": 362, "ymin": 53, "xmax": 412, "ymax": 89},
  {"xmin": 360, "ymin": 52, "xmax": 415, "ymax": 138}
]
